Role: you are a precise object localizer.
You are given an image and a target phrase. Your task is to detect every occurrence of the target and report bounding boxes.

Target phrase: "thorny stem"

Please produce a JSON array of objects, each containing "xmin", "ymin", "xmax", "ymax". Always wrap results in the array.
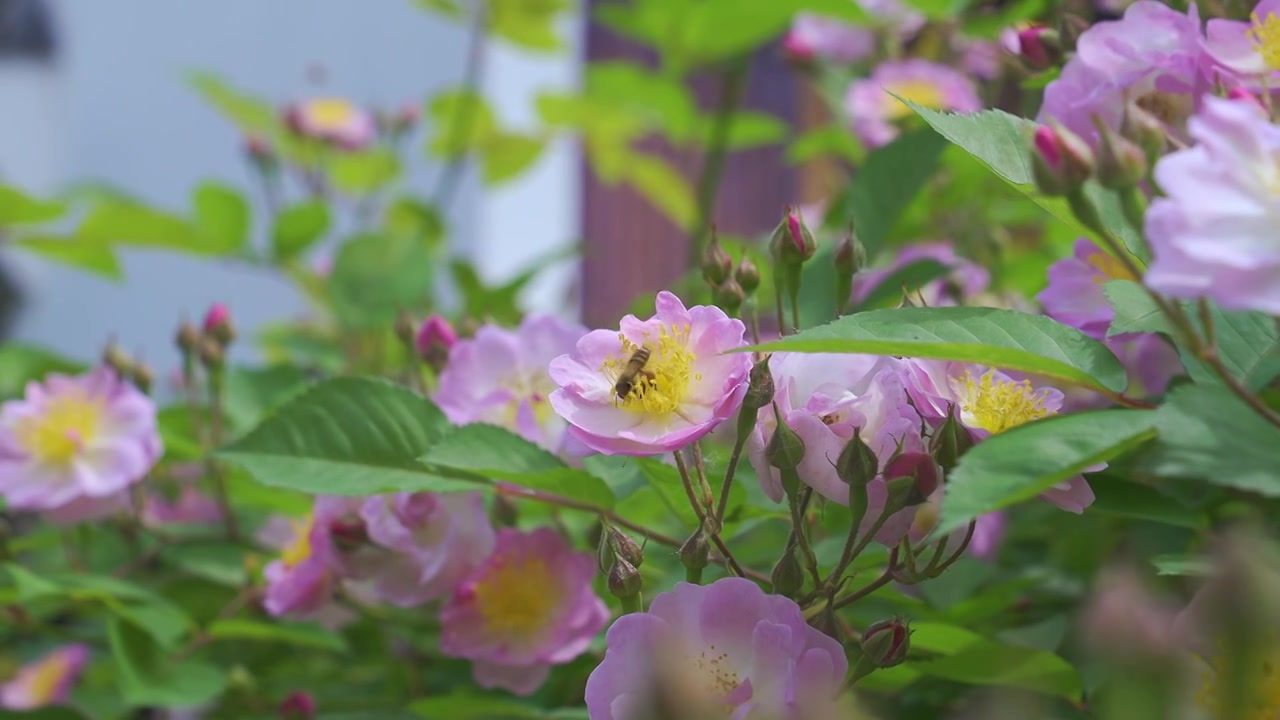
[
  {"xmin": 689, "ymin": 55, "xmax": 752, "ymax": 269},
  {"xmin": 430, "ymin": 3, "xmax": 488, "ymax": 213},
  {"xmin": 674, "ymin": 451, "xmax": 749, "ymax": 578},
  {"xmin": 833, "ymin": 547, "xmax": 901, "ymax": 610},
  {"xmin": 497, "ymin": 484, "xmax": 768, "ymax": 584},
  {"xmin": 1069, "ymin": 188, "xmax": 1280, "ymax": 429}
]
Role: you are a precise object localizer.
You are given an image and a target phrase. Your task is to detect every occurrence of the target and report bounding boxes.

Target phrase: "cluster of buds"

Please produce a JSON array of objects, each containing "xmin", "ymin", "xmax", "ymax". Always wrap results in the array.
[
  {"xmin": 101, "ymin": 340, "xmax": 155, "ymax": 394},
  {"xmin": 190, "ymin": 303, "xmax": 236, "ymax": 371},
  {"xmin": 598, "ymin": 524, "xmax": 644, "ymax": 604},
  {"xmin": 700, "ymin": 229, "xmax": 759, "ymax": 316},
  {"xmin": 1032, "ymin": 106, "xmax": 1160, "ymax": 198}
]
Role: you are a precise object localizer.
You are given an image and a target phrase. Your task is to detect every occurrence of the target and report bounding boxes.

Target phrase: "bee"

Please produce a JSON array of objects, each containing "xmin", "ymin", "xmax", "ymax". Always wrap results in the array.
[{"xmin": 614, "ymin": 347, "xmax": 655, "ymax": 401}]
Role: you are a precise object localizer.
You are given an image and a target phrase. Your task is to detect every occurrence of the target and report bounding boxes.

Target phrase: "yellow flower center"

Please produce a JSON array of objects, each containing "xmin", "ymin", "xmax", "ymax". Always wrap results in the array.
[
  {"xmin": 24, "ymin": 652, "xmax": 72, "ymax": 704},
  {"xmin": 691, "ymin": 644, "xmax": 742, "ymax": 700},
  {"xmin": 471, "ymin": 553, "xmax": 561, "ymax": 639},
  {"xmin": 1250, "ymin": 12, "xmax": 1280, "ymax": 72},
  {"xmin": 14, "ymin": 393, "xmax": 104, "ymax": 464},
  {"xmin": 957, "ymin": 370, "xmax": 1055, "ymax": 435},
  {"xmin": 886, "ymin": 80, "xmax": 946, "ymax": 120},
  {"xmin": 304, "ymin": 98, "xmax": 359, "ymax": 131},
  {"xmin": 1197, "ymin": 646, "xmax": 1280, "ymax": 720},
  {"xmin": 601, "ymin": 326, "xmax": 700, "ymax": 416},
  {"xmin": 1085, "ymin": 248, "xmax": 1138, "ymax": 283},
  {"xmin": 281, "ymin": 517, "xmax": 315, "ymax": 568}
]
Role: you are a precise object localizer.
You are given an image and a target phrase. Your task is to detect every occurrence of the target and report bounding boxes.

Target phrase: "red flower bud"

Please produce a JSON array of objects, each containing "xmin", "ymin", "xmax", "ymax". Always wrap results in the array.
[
  {"xmin": 860, "ymin": 617, "xmax": 911, "ymax": 668},
  {"xmin": 279, "ymin": 690, "xmax": 317, "ymax": 719},
  {"xmin": 416, "ymin": 315, "xmax": 458, "ymax": 373}
]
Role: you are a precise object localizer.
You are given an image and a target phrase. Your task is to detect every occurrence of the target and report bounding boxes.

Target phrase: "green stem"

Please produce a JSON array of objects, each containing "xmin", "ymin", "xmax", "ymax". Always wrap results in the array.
[
  {"xmin": 832, "ymin": 547, "xmax": 900, "ymax": 610},
  {"xmin": 831, "ymin": 505, "xmax": 894, "ymax": 586},
  {"xmin": 715, "ymin": 431, "xmax": 750, "ymax": 524},
  {"xmin": 787, "ymin": 486, "xmax": 822, "ymax": 587},
  {"xmin": 619, "ymin": 593, "xmax": 643, "ymax": 615},
  {"xmin": 688, "ymin": 55, "xmax": 752, "ymax": 269},
  {"xmin": 674, "ymin": 451, "xmax": 749, "ymax": 578},
  {"xmin": 685, "ymin": 565, "xmax": 704, "ymax": 584}
]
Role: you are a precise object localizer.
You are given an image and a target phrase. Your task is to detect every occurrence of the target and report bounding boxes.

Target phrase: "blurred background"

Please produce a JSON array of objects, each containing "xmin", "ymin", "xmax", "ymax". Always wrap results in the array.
[{"xmin": 0, "ymin": 0, "xmax": 587, "ymax": 363}]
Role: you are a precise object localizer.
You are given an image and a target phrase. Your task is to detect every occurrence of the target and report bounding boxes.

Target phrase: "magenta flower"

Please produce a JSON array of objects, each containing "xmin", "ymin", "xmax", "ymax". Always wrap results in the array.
[
  {"xmin": 785, "ymin": 14, "xmax": 876, "ymax": 63},
  {"xmin": 358, "ymin": 491, "xmax": 495, "ymax": 606},
  {"xmin": 436, "ymin": 315, "xmax": 587, "ymax": 452},
  {"xmin": 440, "ymin": 527, "xmax": 608, "ymax": 696},
  {"xmin": 1038, "ymin": 1, "xmax": 1206, "ymax": 145},
  {"xmin": 1204, "ymin": 0, "xmax": 1280, "ymax": 83},
  {"xmin": 261, "ymin": 496, "xmax": 362, "ymax": 618},
  {"xmin": 415, "ymin": 315, "xmax": 458, "ymax": 357},
  {"xmin": 852, "ymin": 241, "xmax": 990, "ymax": 308},
  {"xmin": 549, "ymin": 291, "xmax": 751, "ymax": 455},
  {"xmin": 0, "ymin": 644, "xmax": 90, "ymax": 710},
  {"xmin": 143, "ymin": 487, "xmax": 223, "ymax": 527},
  {"xmin": 42, "ymin": 492, "xmax": 130, "ymax": 525},
  {"xmin": 903, "ymin": 359, "xmax": 1097, "ymax": 513},
  {"xmin": 585, "ymin": 577, "xmax": 848, "ymax": 720},
  {"xmin": 284, "ymin": 97, "xmax": 376, "ymax": 150},
  {"xmin": 747, "ymin": 353, "xmax": 925, "ymax": 546},
  {"xmin": 1145, "ymin": 96, "xmax": 1280, "ymax": 314},
  {"xmin": 845, "ymin": 60, "xmax": 982, "ymax": 148},
  {"xmin": 0, "ymin": 368, "xmax": 161, "ymax": 511}
]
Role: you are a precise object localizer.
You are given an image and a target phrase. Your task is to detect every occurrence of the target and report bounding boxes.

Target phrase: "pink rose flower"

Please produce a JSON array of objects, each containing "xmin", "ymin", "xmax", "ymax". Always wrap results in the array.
[
  {"xmin": 0, "ymin": 367, "xmax": 161, "ymax": 511},
  {"xmin": 143, "ymin": 487, "xmax": 224, "ymax": 526},
  {"xmin": 284, "ymin": 97, "xmax": 376, "ymax": 150},
  {"xmin": 1038, "ymin": 0, "xmax": 1207, "ymax": 146},
  {"xmin": 440, "ymin": 528, "xmax": 608, "ymax": 696},
  {"xmin": 1203, "ymin": 0, "xmax": 1280, "ymax": 84},
  {"xmin": 261, "ymin": 496, "xmax": 362, "ymax": 618},
  {"xmin": 435, "ymin": 315, "xmax": 587, "ymax": 452},
  {"xmin": 585, "ymin": 577, "xmax": 848, "ymax": 720},
  {"xmin": 357, "ymin": 491, "xmax": 495, "ymax": 606},
  {"xmin": 0, "ymin": 644, "xmax": 90, "ymax": 710},
  {"xmin": 549, "ymin": 291, "xmax": 751, "ymax": 455},
  {"xmin": 845, "ymin": 60, "xmax": 982, "ymax": 148},
  {"xmin": 903, "ymin": 359, "xmax": 1098, "ymax": 513},
  {"xmin": 1145, "ymin": 96, "xmax": 1280, "ymax": 314},
  {"xmin": 747, "ymin": 353, "xmax": 926, "ymax": 546}
]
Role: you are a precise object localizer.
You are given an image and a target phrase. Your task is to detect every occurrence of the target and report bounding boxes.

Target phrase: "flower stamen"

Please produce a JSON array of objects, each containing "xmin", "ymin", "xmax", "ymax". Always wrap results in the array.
[
  {"xmin": 1250, "ymin": 12, "xmax": 1280, "ymax": 72},
  {"xmin": 601, "ymin": 326, "xmax": 701, "ymax": 416},
  {"xmin": 956, "ymin": 370, "xmax": 1055, "ymax": 434}
]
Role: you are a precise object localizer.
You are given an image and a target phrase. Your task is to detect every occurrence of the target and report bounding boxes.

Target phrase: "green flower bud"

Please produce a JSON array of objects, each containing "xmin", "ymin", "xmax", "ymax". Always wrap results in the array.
[
  {"xmin": 102, "ymin": 341, "xmax": 133, "ymax": 377},
  {"xmin": 1093, "ymin": 117, "xmax": 1148, "ymax": 190},
  {"xmin": 701, "ymin": 231, "xmax": 733, "ymax": 287},
  {"xmin": 734, "ymin": 257, "xmax": 761, "ymax": 295},
  {"xmin": 714, "ymin": 278, "xmax": 745, "ymax": 314},
  {"xmin": 1032, "ymin": 123, "xmax": 1094, "ymax": 197},
  {"xmin": 769, "ymin": 206, "xmax": 816, "ymax": 266},
  {"xmin": 608, "ymin": 556, "xmax": 643, "ymax": 599},
  {"xmin": 771, "ymin": 547, "xmax": 804, "ymax": 598},
  {"xmin": 608, "ymin": 526, "xmax": 644, "ymax": 569},
  {"xmin": 175, "ymin": 320, "xmax": 201, "ymax": 355},
  {"xmin": 742, "ymin": 356, "xmax": 775, "ymax": 412},
  {"xmin": 929, "ymin": 403, "xmax": 975, "ymax": 475},
  {"xmin": 766, "ymin": 406, "xmax": 806, "ymax": 471},
  {"xmin": 678, "ymin": 530, "xmax": 709, "ymax": 572}
]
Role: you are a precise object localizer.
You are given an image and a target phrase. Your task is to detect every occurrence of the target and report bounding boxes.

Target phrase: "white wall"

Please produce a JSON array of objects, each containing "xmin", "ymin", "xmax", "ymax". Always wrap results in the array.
[{"xmin": 0, "ymin": 0, "xmax": 580, "ymax": 370}]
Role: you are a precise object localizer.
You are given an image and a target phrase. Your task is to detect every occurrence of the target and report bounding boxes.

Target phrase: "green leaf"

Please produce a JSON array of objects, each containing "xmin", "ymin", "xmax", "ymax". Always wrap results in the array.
[
  {"xmin": 1106, "ymin": 282, "xmax": 1280, "ymax": 391},
  {"xmin": 937, "ymin": 410, "xmax": 1157, "ymax": 536},
  {"xmin": 1147, "ymin": 384, "xmax": 1280, "ymax": 497},
  {"xmin": 795, "ymin": 0, "xmax": 871, "ymax": 23},
  {"xmin": 427, "ymin": 90, "xmax": 497, "ymax": 158},
  {"xmin": 585, "ymin": 62, "xmax": 698, "ymax": 142},
  {"xmin": 385, "ymin": 197, "xmax": 446, "ymax": 247},
  {"xmin": 0, "ymin": 184, "xmax": 66, "ymax": 224},
  {"xmin": 837, "ymin": 128, "xmax": 949, "ymax": 256},
  {"xmin": 480, "ymin": 134, "xmax": 546, "ymax": 184},
  {"xmin": 1089, "ymin": 474, "xmax": 1206, "ymax": 529},
  {"xmin": 272, "ymin": 201, "xmax": 331, "ymax": 261},
  {"xmin": 186, "ymin": 71, "xmax": 280, "ymax": 136},
  {"xmin": 330, "ymin": 149, "xmax": 402, "ymax": 194},
  {"xmin": 676, "ymin": 0, "xmax": 796, "ymax": 65},
  {"xmin": 786, "ymin": 126, "xmax": 863, "ymax": 166},
  {"xmin": 15, "ymin": 235, "xmax": 123, "ymax": 280},
  {"xmin": 161, "ymin": 543, "xmax": 249, "ymax": 586},
  {"xmin": 489, "ymin": 0, "xmax": 568, "ymax": 51},
  {"xmin": 1152, "ymin": 553, "xmax": 1214, "ymax": 577},
  {"xmin": 5, "ymin": 568, "xmax": 194, "ymax": 647},
  {"xmin": 206, "ymin": 618, "xmax": 347, "ymax": 651},
  {"xmin": 911, "ymin": 634, "xmax": 1082, "ymax": 699},
  {"xmin": 901, "ymin": 0, "xmax": 973, "ymax": 19},
  {"xmin": 421, "ymin": 424, "xmax": 616, "ymax": 509},
  {"xmin": 192, "ymin": 182, "xmax": 250, "ymax": 253},
  {"xmin": 223, "ymin": 364, "xmax": 311, "ymax": 434},
  {"xmin": 328, "ymin": 233, "xmax": 436, "ymax": 329},
  {"xmin": 902, "ymin": 102, "xmax": 1143, "ymax": 258},
  {"xmin": 0, "ymin": 344, "xmax": 84, "ymax": 399},
  {"xmin": 623, "ymin": 152, "xmax": 696, "ymax": 229},
  {"xmin": 79, "ymin": 200, "xmax": 238, "ymax": 256},
  {"xmin": 745, "ymin": 306, "xmax": 1130, "ymax": 393},
  {"xmin": 218, "ymin": 377, "xmax": 475, "ymax": 496},
  {"xmin": 410, "ymin": 692, "xmax": 545, "ymax": 719},
  {"xmin": 109, "ymin": 618, "xmax": 228, "ymax": 708}
]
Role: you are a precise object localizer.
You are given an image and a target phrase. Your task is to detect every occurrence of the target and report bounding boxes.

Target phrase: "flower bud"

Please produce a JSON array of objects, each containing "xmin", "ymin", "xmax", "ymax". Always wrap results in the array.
[
  {"xmin": 930, "ymin": 403, "xmax": 975, "ymax": 474},
  {"xmin": 175, "ymin": 320, "xmax": 201, "ymax": 355},
  {"xmin": 279, "ymin": 690, "xmax": 317, "ymax": 719},
  {"xmin": 808, "ymin": 601, "xmax": 839, "ymax": 639},
  {"xmin": 771, "ymin": 547, "xmax": 804, "ymax": 598},
  {"xmin": 882, "ymin": 475, "xmax": 918, "ymax": 514},
  {"xmin": 734, "ymin": 257, "xmax": 761, "ymax": 295},
  {"xmin": 197, "ymin": 336, "xmax": 225, "ymax": 370},
  {"xmin": 701, "ymin": 230, "xmax": 733, "ymax": 287},
  {"xmin": 679, "ymin": 530, "xmax": 710, "ymax": 572},
  {"xmin": 102, "ymin": 341, "xmax": 133, "ymax": 377},
  {"xmin": 415, "ymin": 314, "xmax": 458, "ymax": 374},
  {"xmin": 245, "ymin": 135, "xmax": 276, "ymax": 169},
  {"xmin": 203, "ymin": 303, "xmax": 235, "ymax": 346},
  {"xmin": 769, "ymin": 206, "xmax": 816, "ymax": 266},
  {"xmin": 608, "ymin": 525, "xmax": 645, "ymax": 568},
  {"xmin": 781, "ymin": 30, "xmax": 816, "ymax": 67},
  {"xmin": 766, "ymin": 408, "xmax": 806, "ymax": 472},
  {"xmin": 882, "ymin": 452, "xmax": 940, "ymax": 507},
  {"xmin": 742, "ymin": 356, "xmax": 775, "ymax": 412},
  {"xmin": 1227, "ymin": 85, "xmax": 1267, "ymax": 111},
  {"xmin": 130, "ymin": 363, "xmax": 155, "ymax": 395},
  {"xmin": 608, "ymin": 556, "xmax": 643, "ymax": 599},
  {"xmin": 836, "ymin": 429, "xmax": 878, "ymax": 489},
  {"xmin": 394, "ymin": 311, "xmax": 416, "ymax": 345},
  {"xmin": 714, "ymin": 278, "xmax": 745, "ymax": 314},
  {"xmin": 860, "ymin": 617, "xmax": 911, "ymax": 668},
  {"xmin": 1119, "ymin": 104, "xmax": 1168, "ymax": 162},
  {"xmin": 833, "ymin": 232, "xmax": 865, "ymax": 278},
  {"xmin": 1016, "ymin": 26, "xmax": 1061, "ymax": 70},
  {"xmin": 1092, "ymin": 116, "xmax": 1147, "ymax": 190},
  {"xmin": 1032, "ymin": 123, "xmax": 1094, "ymax": 197}
]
